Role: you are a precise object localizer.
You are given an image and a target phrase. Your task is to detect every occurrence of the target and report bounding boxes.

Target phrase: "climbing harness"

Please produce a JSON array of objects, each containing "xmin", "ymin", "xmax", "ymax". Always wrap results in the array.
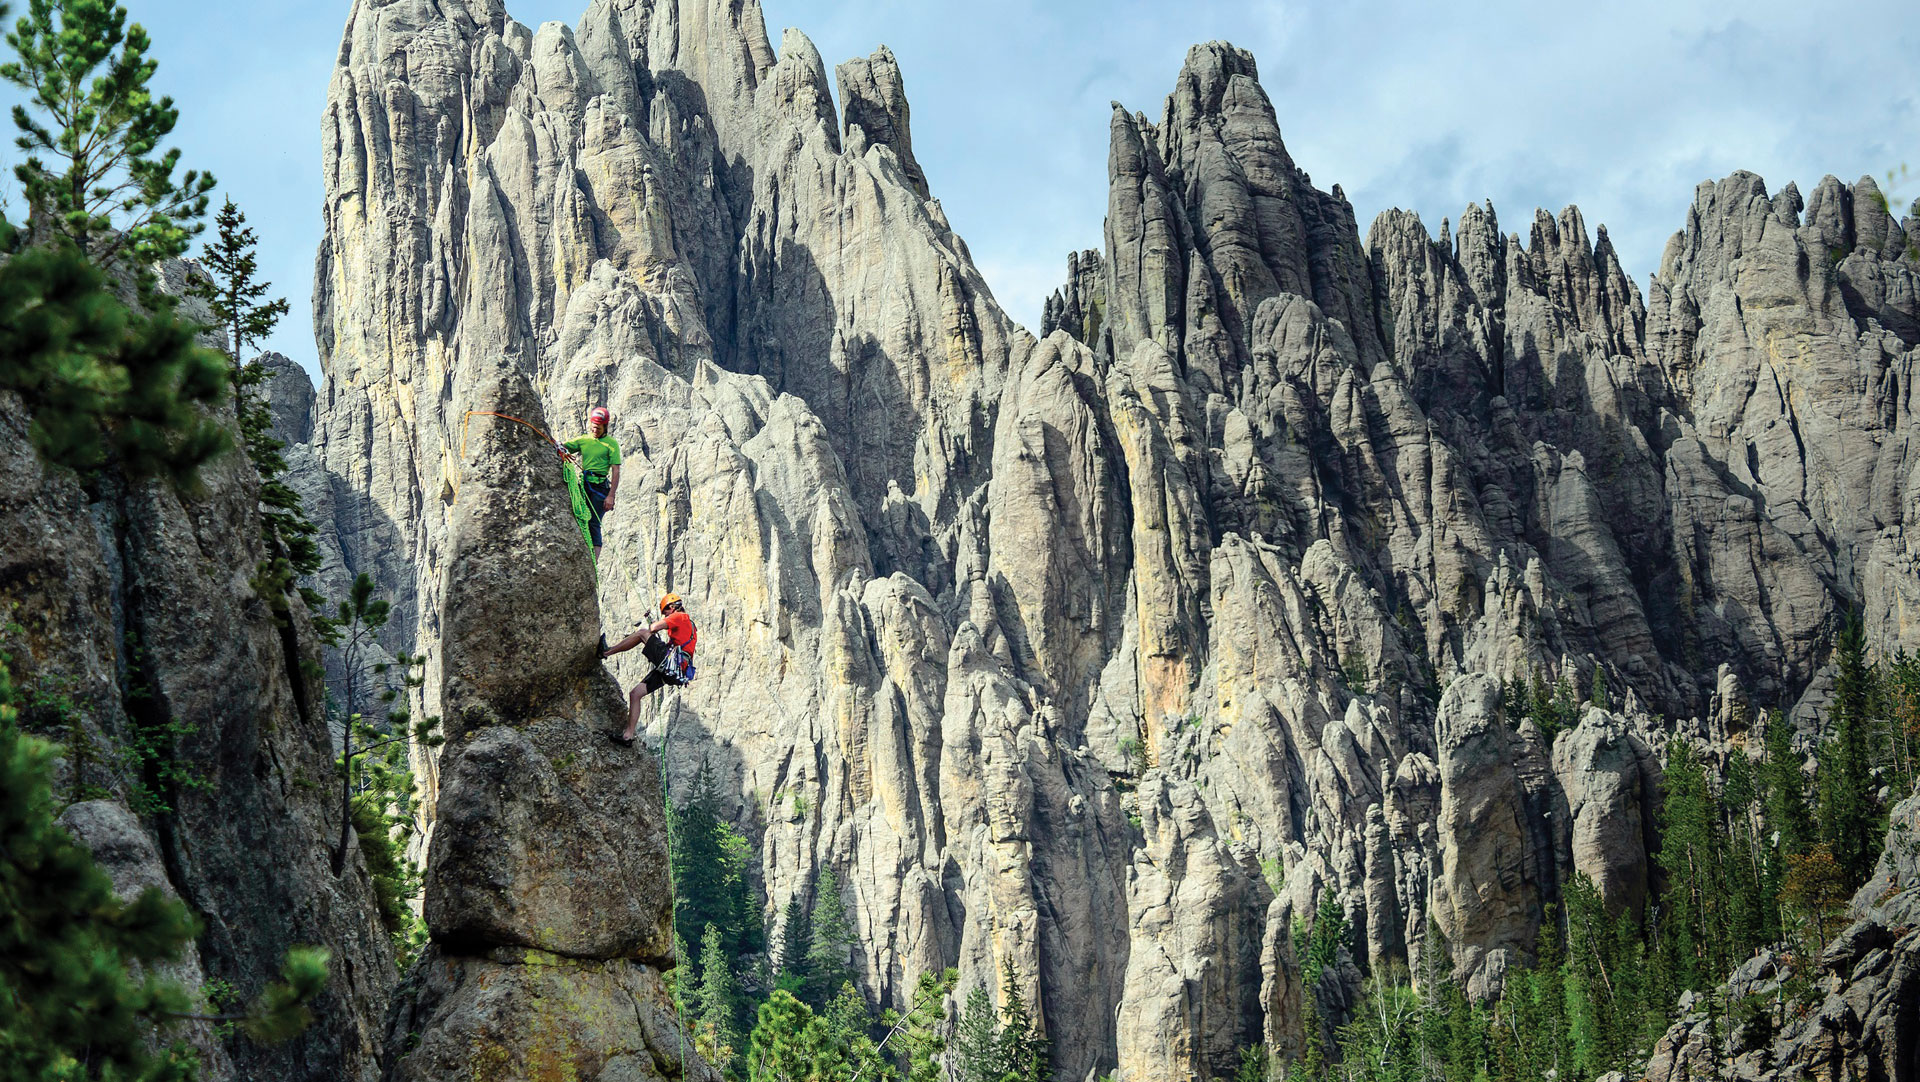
[{"xmin": 458, "ymin": 409, "xmax": 599, "ymax": 558}]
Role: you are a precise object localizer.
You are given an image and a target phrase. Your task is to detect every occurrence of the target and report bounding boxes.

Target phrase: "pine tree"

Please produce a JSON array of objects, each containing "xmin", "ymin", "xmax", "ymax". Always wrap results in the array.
[
  {"xmin": 1884, "ymin": 653, "xmax": 1920, "ymax": 799},
  {"xmin": 1294, "ymin": 893, "xmax": 1348, "ymax": 1079},
  {"xmin": 1760, "ymin": 711, "xmax": 1813, "ymax": 853},
  {"xmin": 696, "ymin": 922, "xmax": 742, "ymax": 1074},
  {"xmin": 1519, "ymin": 909, "xmax": 1568, "ymax": 1082},
  {"xmin": 1817, "ymin": 617, "xmax": 1883, "ymax": 888},
  {"xmin": 1720, "ymin": 751, "xmax": 1775, "ymax": 955},
  {"xmin": 1564, "ymin": 872, "xmax": 1644, "ymax": 1078},
  {"xmin": 2, "ymin": 0, "xmax": 215, "ymax": 276},
  {"xmin": 882, "ymin": 969, "xmax": 954, "ymax": 1082},
  {"xmin": 776, "ymin": 893, "xmax": 815, "ymax": 1000},
  {"xmin": 806, "ymin": 869, "xmax": 857, "ymax": 1008},
  {"xmin": 186, "ymin": 198, "xmax": 316, "ymax": 606},
  {"xmin": 1781, "ymin": 844, "xmax": 1851, "ymax": 955},
  {"xmin": 673, "ymin": 756, "xmax": 762, "ymax": 968},
  {"xmin": 1338, "ymin": 968, "xmax": 1422, "ymax": 1082},
  {"xmin": 948, "ymin": 986, "xmax": 1002, "ymax": 1082},
  {"xmin": 189, "ymin": 198, "xmax": 289, "ymax": 404},
  {"xmin": 747, "ymin": 989, "xmax": 835, "ymax": 1082},
  {"xmin": 996, "ymin": 959, "xmax": 1049, "ymax": 1082},
  {"xmin": 1, "ymin": 659, "xmax": 199, "ymax": 1080},
  {"xmin": 1232, "ymin": 1044, "xmax": 1269, "ymax": 1082},
  {"xmin": 822, "ymin": 982, "xmax": 885, "ymax": 1079},
  {"xmin": 0, "ymin": 213, "xmax": 229, "ymax": 485}
]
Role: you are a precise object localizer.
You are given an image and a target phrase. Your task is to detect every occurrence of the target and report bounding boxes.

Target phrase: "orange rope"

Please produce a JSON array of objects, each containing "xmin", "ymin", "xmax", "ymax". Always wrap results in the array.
[
  {"xmin": 449, "ymin": 410, "xmax": 572, "ymax": 501},
  {"xmin": 460, "ymin": 409, "xmax": 567, "ymax": 462}
]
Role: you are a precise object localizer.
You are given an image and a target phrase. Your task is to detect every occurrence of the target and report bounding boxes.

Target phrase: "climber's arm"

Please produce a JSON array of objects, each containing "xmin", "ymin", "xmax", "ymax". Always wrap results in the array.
[{"xmin": 604, "ymin": 463, "xmax": 620, "ymax": 511}]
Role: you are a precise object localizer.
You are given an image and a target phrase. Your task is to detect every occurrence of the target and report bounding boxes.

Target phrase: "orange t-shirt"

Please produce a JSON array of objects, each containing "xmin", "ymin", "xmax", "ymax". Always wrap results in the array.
[{"xmin": 661, "ymin": 611, "xmax": 697, "ymax": 655}]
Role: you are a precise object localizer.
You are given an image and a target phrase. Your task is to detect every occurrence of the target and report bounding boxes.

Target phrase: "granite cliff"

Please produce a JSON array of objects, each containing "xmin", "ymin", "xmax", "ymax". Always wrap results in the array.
[
  {"xmin": 280, "ymin": 2, "xmax": 1920, "ymax": 1079},
  {"xmin": 1, "ymin": 289, "xmax": 396, "ymax": 1079}
]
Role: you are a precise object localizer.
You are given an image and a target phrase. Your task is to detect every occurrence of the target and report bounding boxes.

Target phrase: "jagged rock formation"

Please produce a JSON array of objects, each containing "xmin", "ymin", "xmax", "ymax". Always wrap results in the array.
[
  {"xmin": 304, "ymin": 2, "xmax": 1920, "ymax": 1077},
  {"xmin": 0, "ymin": 357, "xmax": 396, "ymax": 1076},
  {"xmin": 381, "ymin": 367, "xmax": 704, "ymax": 1081},
  {"xmin": 258, "ymin": 351, "xmax": 316, "ymax": 446}
]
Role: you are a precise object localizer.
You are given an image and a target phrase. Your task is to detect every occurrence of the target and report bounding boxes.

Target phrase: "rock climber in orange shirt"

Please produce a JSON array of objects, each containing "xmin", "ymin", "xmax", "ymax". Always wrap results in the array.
[{"xmin": 601, "ymin": 593, "xmax": 698, "ymax": 746}]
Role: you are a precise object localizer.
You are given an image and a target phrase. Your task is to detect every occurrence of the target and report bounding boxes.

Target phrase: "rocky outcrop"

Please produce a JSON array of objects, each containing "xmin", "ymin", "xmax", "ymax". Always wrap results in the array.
[
  {"xmin": 0, "ymin": 370, "xmax": 395, "ymax": 1078},
  {"xmin": 307, "ymin": 3, "xmax": 1920, "ymax": 1078},
  {"xmin": 1641, "ymin": 796, "xmax": 1920, "ymax": 1082},
  {"xmin": 382, "ymin": 380, "xmax": 703, "ymax": 1082},
  {"xmin": 257, "ymin": 352, "xmax": 315, "ymax": 446}
]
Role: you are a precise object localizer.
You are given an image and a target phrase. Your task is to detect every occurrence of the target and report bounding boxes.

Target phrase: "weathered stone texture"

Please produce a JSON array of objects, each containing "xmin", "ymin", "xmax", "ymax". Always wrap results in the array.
[{"xmin": 302, "ymin": 4, "xmax": 1920, "ymax": 1077}]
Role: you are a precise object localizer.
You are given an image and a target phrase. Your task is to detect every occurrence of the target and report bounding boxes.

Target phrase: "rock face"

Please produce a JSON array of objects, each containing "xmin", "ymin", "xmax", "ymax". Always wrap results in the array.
[
  {"xmin": 0, "ymin": 371, "xmax": 396, "ymax": 1079},
  {"xmin": 257, "ymin": 351, "xmax": 316, "ymax": 446},
  {"xmin": 306, "ymin": 4, "xmax": 1920, "ymax": 1078}
]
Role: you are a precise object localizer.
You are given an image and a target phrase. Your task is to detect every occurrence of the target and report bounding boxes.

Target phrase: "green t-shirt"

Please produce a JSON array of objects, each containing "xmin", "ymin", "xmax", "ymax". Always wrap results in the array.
[{"xmin": 563, "ymin": 434, "xmax": 622, "ymax": 480}]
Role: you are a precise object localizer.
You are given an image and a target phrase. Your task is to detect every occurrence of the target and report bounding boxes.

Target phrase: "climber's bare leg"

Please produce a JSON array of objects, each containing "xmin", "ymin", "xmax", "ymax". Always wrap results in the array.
[{"xmin": 622, "ymin": 682, "xmax": 657, "ymax": 741}]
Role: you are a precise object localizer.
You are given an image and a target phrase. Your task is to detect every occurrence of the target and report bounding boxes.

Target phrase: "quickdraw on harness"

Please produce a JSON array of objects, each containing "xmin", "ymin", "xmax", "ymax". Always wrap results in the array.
[
  {"xmin": 459, "ymin": 410, "xmax": 599, "ymax": 558},
  {"xmin": 637, "ymin": 623, "xmax": 698, "ymax": 685},
  {"xmin": 661, "ymin": 640, "xmax": 697, "ymax": 685}
]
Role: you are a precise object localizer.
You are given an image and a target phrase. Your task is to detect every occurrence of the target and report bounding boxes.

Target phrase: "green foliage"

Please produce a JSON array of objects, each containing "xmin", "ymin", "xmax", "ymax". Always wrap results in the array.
[
  {"xmin": 947, "ymin": 986, "xmax": 1001, "ymax": 1082},
  {"xmin": 1760, "ymin": 710, "xmax": 1813, "ymax": 855},
  {"xmin": 1299, "ymin": 893, "xmax": 1348, "ymax": 986},
  {"xmin": 1882, "ymin": 652, "xmax": 1920, "ymax": 800},
  {"xmin": 325, "ymin": 573, "xmax": 441, "ymax": 965},
  {"xmin": 747, "ymin": 990, "xmax": 831, "ymax": 1082},
  {"xmin": 1817, "ymin": 616, "xmax": 1883, "ymax": 887},
  {"xmin": 775, "ymin": 893, "xmax": 814, "ymax": 1001},
  {"xmin": 0, "ymin": 214, "xmax": 230, "ymax": 486},
  {"xmin": 672, "ymin": 755, "xmax": 764, "ymax": 969},
  {"xmin": 119, "ymin": 627, "xmax": 208, "ymax": 817},
  {"xmin": 1116, "ymin": 735, "xmax": 1148, "ymax": 777},
  {"xmin": 0, "ymin": 653, "xmax": 199, "ymax": 1080},
  {"xmin": 188, "ymin": 198, "xmax": 288, "ymax": 380},
  {"xmin": 240, "ymin": 946, "xmax": 330, "ymax": 1043},
  {"xmin": 693, "ymin": 922, "xmax": 744, "ymax": 1073},
  {"xmin": 1780, "ymin": 844, "xmax": 1851, "ymax": 954},
  {"xmin": 3, "ymin": 0, "xmax": 215, "ymax": 274},
  {"xmin": 1341, "ymin": 650, "xmax": 1370, "ymax": 695},
  {"xmin": 881, "ymin": 969, "xmax": 953, "ymax": 1082},
  {"xmin": 805, "ymin": 870, "xmax": 857, "ymax": 1009},
  {"xmin": 995, "ymin": 959, "xmax": 1049, "ymax": 1082},
  {"xmin": 1232, "ymin": 1043, "xmax": 1270, "ymax": 1082},
  {"xmin": 1293, "ymin": 893, "xmax": 1349, "ymax": 1078},
  {"xmin": 1334, "ymin": 968, "xmax": 1423, "ymax": 1082},
  {"xmin": 1500, "ymin": 667, "xmax": 1582, "ymax": 740}
]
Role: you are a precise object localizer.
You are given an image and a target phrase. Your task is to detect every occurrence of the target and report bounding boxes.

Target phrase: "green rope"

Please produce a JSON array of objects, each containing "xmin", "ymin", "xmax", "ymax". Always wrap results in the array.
[{"xmin": 563, "ymin": 459, "xmax": 595, "ymax": 555}]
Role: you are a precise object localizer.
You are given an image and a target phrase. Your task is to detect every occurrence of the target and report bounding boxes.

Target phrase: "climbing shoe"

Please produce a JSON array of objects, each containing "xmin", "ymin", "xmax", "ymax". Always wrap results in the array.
[{"xmin": 606, "ymin": 730, "xmax": 635, "ymax": 748}]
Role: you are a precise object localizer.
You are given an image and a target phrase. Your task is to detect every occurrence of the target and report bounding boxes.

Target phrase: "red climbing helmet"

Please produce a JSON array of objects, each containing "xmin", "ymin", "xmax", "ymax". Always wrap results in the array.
[{"xmin": 588, "ymin": 406, "xmax": 611, "ymax": 426}]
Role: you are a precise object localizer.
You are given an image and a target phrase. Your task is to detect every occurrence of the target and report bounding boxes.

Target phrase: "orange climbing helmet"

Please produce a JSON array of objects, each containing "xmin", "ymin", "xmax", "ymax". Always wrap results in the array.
[
  {"xmin": 659, "ymin": 593, "xmax": 683, "ymax": 614},
  {"xmin": 588, "ymin": 406, "xmax": 611, "ymax": 425}
]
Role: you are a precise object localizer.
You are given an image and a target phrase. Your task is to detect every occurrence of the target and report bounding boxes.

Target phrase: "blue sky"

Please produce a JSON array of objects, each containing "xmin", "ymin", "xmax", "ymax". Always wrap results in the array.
[{"xmin": 4, "ymin": 0, "xmax": 1915, "ymax": 372}]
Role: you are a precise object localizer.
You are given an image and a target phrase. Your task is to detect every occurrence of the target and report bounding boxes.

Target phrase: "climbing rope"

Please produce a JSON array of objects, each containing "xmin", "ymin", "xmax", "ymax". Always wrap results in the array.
[
  {"xmin": 458, "ymin": 408, "xmax": 566, "ymax": 463},
  {"xmin": 454, "ymin": 410, "xmax": 599, "ymax": 559}
]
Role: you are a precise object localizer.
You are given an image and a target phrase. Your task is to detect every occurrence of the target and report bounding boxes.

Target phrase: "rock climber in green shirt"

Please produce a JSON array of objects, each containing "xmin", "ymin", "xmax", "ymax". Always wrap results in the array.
[{"xmin": 562, "ymin": 406, "xmax": 620, "ymax": 562}]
